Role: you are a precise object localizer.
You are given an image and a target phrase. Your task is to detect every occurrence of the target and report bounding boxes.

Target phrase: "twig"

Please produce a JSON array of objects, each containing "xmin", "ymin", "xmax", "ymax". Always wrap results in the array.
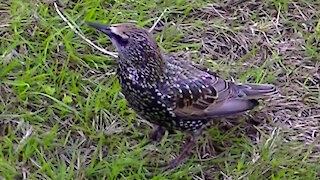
[
  {"xmin": 53, "ymin": 2, "xmax": 118, "ymax": 58},
  {"xmin": 210, "ymin": 4, "xmax": 225, "ymax": 19},
  {"xmin": 53, "ymin": 2, "xmax": 129, "ymax": 99},
  {"xmin": 292, "ymin": 2, "xmax": 307, "ymax": 21},
  {"xmin": 275, "ymin": 3, "xmax": 281, "ymax": 35},
  {"xmin": 148, "ymin": 8, "xmax": 168, "ymax": 33}
]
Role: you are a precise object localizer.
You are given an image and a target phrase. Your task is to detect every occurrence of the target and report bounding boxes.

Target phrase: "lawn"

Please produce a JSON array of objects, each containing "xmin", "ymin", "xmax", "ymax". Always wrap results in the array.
[{"xmin": 0, "ymin": 0, "xmax": 319, "ymax": 179}]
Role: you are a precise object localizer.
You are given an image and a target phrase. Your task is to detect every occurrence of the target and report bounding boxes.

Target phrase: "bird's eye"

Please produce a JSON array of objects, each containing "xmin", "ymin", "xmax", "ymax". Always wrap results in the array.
[{"xmin": 113, "ymin": 34, "xmax": 129, "ymax": 47}]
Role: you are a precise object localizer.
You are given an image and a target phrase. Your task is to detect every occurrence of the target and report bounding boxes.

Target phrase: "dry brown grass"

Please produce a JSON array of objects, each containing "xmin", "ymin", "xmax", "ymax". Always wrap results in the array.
[{"xmin": 198, "ymin": 0, "xmax": 320, "ymax": 161}]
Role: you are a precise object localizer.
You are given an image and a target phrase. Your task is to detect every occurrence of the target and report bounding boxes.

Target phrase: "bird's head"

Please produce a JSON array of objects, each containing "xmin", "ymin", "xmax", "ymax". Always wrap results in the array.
[{"xmin": 87, "ymin": 22, "xmax": 165, "ymax": 74}]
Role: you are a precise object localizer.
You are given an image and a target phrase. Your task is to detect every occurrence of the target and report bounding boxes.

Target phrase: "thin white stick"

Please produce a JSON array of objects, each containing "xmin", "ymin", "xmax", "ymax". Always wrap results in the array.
[
  {"xmin": 53, "ymin": 2, "xmax": 118, "ymax": 58},
  {"xmin": 148, "ymin": 8, "xmax": 168, "ymax": 33}
]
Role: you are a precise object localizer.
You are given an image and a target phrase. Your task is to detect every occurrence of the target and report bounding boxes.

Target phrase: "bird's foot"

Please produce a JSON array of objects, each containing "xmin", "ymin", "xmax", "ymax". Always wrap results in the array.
[
  {"xmin": 164, "ymin": 136, "xmax": 198, "ymax": 171},
  {"xmin": 165, "ymin": 158, "xmax": 180, "ymax": 171},
  {"xmin": 149, "ymin": 125, "xmax": 165, "ymax": 142},
  {"xmin": 163, "ymin": 129, "xmax": 204, "ymax": 171}
]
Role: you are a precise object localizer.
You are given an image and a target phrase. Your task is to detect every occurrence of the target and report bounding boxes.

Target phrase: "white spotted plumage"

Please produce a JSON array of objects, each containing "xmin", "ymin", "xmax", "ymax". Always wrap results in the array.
[{"xmin": 90, "ymin": 23, "xmax": 277, "ymax": 132}]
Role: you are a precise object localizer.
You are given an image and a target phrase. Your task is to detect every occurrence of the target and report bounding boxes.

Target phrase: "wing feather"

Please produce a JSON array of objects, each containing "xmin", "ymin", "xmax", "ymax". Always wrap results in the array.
[
  {"xmin": 163, "ymin": 54, "xmax": 275, "ymax": 119},
  {"xmin": 172, "ymin": 76, "xmax": 230, "ymax": 117}
]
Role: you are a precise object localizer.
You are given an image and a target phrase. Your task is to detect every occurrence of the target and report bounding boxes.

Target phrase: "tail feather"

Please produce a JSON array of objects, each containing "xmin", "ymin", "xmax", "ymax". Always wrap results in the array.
[
  {"xmin": 237, "ymin": 83, "xmax": 278, "ymax": 99},
  {"xmin": 205, "ymin": 83, "xmax": 277, "ymax": 117},
  {"xmin": 206, "ymin": 99, "xmax": 259, "ymax": 116}
]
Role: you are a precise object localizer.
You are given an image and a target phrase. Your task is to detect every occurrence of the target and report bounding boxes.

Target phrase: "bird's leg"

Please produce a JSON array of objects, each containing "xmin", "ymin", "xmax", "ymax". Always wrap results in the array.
[
  {"xmin": 165, "ymin": 128, "xmax": 203, "ymax": 170},
  {"xmin": 149, "ymin": 125, "xmax": 165, "ymax": 142}
]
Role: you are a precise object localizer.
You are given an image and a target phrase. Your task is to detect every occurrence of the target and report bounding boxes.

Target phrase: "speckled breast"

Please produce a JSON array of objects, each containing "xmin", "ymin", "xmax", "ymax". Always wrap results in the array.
[{"xmin": 117, "ymin": 74, "xmax": 175, "ymax": 128}]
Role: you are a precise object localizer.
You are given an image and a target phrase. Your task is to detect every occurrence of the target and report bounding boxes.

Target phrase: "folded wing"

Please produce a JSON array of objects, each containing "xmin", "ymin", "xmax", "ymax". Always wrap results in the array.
[{"xmin": 171, "ymin": 73, "xmax": 277, "ymax": 119}]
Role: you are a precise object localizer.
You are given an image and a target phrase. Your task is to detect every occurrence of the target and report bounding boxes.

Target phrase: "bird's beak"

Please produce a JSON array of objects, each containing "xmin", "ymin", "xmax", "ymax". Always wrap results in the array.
[
  {"xmin": 87, "ymin": 22, "xmax": 129, "ymax": 48},
  {"xmin": 86, "ymin": 22, "xmax": 115, "ymax": 37}
]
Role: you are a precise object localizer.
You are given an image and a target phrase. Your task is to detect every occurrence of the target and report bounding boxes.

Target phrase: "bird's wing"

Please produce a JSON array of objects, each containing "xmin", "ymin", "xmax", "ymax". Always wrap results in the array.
[
  {"xmin": 163, "ymin": 54, "xmax": 274, "ymax": 119},
  {"xmin": 170, "ymin": 73, "xmax": 277, "ymax": 118},
  {"xmin": 170, "ymin": 74, "xmax": 240, "ymax": 118}
]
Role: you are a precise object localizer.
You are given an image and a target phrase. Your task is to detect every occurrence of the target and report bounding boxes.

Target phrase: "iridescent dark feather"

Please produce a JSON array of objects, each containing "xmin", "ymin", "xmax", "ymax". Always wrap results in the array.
[
  {"xmin": 87, "ymin": 22, "xmax": 277, "ymax": 131},
  {"xmin": 88, "ymin": 22, "xmax": 278, "ymax": 168}
]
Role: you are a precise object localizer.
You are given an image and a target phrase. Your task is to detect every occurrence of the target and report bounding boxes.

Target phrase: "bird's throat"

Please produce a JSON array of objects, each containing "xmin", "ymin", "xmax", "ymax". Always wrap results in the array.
[{"xmin": 117, "ymin": 54, "xmax": 166, "ymax": 83}]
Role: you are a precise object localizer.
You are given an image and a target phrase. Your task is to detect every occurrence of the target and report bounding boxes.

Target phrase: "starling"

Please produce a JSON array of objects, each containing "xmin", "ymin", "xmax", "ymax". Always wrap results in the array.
[{"xmin": 88, "ymin": 22, "xmax": 278, "ymax": 169}]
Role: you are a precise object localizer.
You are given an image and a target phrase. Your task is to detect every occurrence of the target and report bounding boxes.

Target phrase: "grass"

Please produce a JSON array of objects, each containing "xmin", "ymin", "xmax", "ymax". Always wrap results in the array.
[{"xmin": 0, "ymin": 0, "xmax": 320, "ymax": 179}]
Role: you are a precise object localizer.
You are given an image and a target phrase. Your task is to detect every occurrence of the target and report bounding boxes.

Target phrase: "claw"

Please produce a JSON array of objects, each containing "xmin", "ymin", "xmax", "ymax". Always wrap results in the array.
[{"xmin": 149, "ymin": 125, "xmax": 166, "ymax": 142}]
